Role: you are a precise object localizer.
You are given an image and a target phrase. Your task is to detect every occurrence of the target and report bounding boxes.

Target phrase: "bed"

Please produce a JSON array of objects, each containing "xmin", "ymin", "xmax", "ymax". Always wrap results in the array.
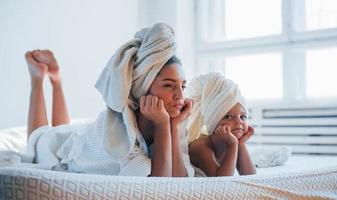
[
  {"xmin": 1, "ymin": 163, "xmax": 336, "ymax": 200},
  {"xmin": 1, "ymin": 124, "xmax": 337, "ymax": 199},
  {"xmin": 1, "ymin": 159, "xmax": 337, "ymax": 200}
]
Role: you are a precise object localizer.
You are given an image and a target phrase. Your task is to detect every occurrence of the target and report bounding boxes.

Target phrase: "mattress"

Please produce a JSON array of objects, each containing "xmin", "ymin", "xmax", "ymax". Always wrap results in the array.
[{"xmin": 1, "ymin": 157, "xmax": 337, "ymax": 200}]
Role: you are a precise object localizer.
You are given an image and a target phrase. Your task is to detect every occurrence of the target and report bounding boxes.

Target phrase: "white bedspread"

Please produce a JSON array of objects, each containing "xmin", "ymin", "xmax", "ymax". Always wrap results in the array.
[
  {"xmin": 0, "ymin": 164, "xmax": 336, "ymax": 200},
  {"xmin": 1, "ymin": 125, "xmax": 337, "ymax": 199}
]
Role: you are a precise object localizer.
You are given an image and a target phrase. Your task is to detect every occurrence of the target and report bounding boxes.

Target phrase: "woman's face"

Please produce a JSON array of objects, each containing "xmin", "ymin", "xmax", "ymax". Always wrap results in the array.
[
  {"xmin": 214, "ymin": 103, "xmax": 249, "ymax": 139},
  {"xmin": 147, "ymin": 63, "xmax": 186, "ymax": 118}
]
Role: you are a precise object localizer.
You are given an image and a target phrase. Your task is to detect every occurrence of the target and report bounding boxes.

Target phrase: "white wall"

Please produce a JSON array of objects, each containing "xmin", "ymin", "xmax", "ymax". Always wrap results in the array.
[{"xmin": 0, "ymin": 0, "xmax": 139, "ymax": 128}]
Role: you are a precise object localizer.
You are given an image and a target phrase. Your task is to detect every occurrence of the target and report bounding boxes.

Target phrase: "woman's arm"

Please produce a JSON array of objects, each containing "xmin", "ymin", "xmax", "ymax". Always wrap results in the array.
[
  {"xmin": 150, "ymin": 123, "xmax": 172, "ymax": 177},
  {"xmin": 170, "ymin": 123, "xmax": 187, "ymax": 176},
  {"xmin": 140, "ymin": 95, "xmax": 172, "ymax": 177},
  {"xmin": 236, "ymin": 126, "xmax": 256, "ymax": 175},
  {"xmin": 170, "ymin": 99, "xmax": 193, "ymax": 177}
]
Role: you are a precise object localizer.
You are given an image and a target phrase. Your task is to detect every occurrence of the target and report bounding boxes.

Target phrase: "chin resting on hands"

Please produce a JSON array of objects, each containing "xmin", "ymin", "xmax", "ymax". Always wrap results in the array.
[
  {"xmin": 171, "ymin": 99, "xmax": 193, "ymax": 125},
  {"xmin": 238, "ymin": 126, "xmax": 254, "ymax": 145},
  {"xmin": 212, "ymin": 125, "xmax": 238, "ymax": 146},
  {"xmin": 140, "ymin": 95, "xmax": 170, "ymax": 125}
]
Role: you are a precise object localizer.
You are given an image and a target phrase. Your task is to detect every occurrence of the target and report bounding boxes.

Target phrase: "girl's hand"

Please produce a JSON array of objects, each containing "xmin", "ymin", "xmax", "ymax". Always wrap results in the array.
[
  {"xmin": 213, "ymin": 125, "xmax": 238, "ymax": 147},
  {"xmin": 171, "ymin": 99, "xmax": 193, "ymax": 125},
  {"xmin": 238, "ymin": 126, "xmax": 254, "ymax": 145},
  {"xmin": 140, "ymin": 95, "xmax": 170, "ymax": 126}
]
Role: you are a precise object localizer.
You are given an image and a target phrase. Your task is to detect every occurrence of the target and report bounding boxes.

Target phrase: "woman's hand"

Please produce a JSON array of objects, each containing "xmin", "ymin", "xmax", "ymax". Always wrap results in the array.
[
  {"xmin": 140, "ymin": 95, "xmax": 170, "ymax": 126},
  {"xmin": 171, "ymin": 99, "xmax": 193, "ymax": 125},
  {"xmin": 238, "ymin": 126, "xmax": 254, "ymax": 145},
  {"xmin": 213, "ymin": 125, "xmax": 238, "ymax": 147}
]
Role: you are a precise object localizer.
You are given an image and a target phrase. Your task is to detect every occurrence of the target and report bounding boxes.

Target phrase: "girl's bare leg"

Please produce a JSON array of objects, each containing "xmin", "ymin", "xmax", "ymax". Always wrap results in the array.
[
  {"xmin": 26, "ymin": 51, "xmax": 48, "ymax": 138},
  {"xmin": 32, "ymin": 50, "xmax": 70, "ymax": 126}
]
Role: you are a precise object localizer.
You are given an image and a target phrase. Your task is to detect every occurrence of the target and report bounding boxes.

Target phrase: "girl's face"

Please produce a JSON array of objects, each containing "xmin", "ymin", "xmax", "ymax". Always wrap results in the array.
[
  {"xmin": 214, "ymin": 103, "xmax": 249, "ymax": 139},
  {"xmin": 147, "ymin": 63, "xmax": 186, "ymax": 118}
]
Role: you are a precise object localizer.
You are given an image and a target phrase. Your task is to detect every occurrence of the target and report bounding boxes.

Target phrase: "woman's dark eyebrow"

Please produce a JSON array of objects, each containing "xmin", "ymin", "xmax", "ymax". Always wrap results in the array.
[
  {"xmin": 162, "ymin": 79, "xmax": 187, "ymax": 84},
  {"xmin": 162, "ymin": 78, "xmax": 176, "ymax": 82}
]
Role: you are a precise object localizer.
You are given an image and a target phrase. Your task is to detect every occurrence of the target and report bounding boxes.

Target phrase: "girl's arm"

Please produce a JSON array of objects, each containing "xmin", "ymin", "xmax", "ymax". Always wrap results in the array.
[
  {"xmin": 188, "ymin": 137, "xmax": 238, "ymax": 176},
  {"xmin": 217, "ymin": 143, "xmax": 238, "ymax": 176},
  {"xmin": 211, "ymin": 125, "xmax": 239, "ymax": 176},
  {"xmin": 236, "ymin": 143, "xmax": 256, "ymax": 175},
  {"xmin": 236, "ymin": 126, "xmax": 256, "ymax": 175}
]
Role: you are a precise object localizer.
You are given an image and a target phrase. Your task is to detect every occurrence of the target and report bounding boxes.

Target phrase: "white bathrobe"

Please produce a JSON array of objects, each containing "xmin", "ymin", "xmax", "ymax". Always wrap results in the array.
[{"xmin": 0, "ymin": 23, "xmax": 194, "ymax": 177}]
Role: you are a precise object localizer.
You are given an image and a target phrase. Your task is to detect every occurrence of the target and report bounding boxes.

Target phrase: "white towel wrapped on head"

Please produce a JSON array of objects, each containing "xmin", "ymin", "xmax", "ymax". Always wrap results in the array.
[
  {"xmin": 185, "ymin": 72, "xmax": 247, "ymax": 143},
  {"xmin": 95, "ymin": 23, "xmax": 176, "ymax": 158},
  {"xmin": 95, "ymin": 23, "xmax": 176, "ymax": 112}
]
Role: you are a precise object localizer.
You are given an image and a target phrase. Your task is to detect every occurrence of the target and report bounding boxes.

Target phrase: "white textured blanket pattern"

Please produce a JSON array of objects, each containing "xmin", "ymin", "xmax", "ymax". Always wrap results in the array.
[{"xmin": 0, "ymin": 165, "xmax": 336, "ymax": 200}]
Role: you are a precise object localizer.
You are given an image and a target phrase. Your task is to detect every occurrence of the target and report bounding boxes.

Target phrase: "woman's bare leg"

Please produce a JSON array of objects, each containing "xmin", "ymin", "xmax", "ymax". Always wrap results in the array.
[
  {"xmin": 26, "ymin": 51, "xmax": 48, "ymax": 138},
  {"xmin": 32, "ymin": 50, "xmax": 70, "ymax": 126},
  {"xmin": 50, "ymin": 79, "xmax": 70, "ymax": 126}
]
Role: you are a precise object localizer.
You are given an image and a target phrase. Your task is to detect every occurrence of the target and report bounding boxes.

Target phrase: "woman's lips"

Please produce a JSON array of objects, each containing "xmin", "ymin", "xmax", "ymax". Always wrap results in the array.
[
  {"xmin": 172, "ymin": 103, "xmax": 183, "ymax": 110},
  {"xmin": 231, "ymin": 128, "xmax": 243, "ymax": 135}
]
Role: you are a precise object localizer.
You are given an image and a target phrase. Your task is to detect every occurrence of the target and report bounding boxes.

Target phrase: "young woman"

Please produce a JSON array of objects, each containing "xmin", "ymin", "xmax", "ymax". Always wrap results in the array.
[{"xmin": 24, "ymin": 23, "xmax": 194, "ymax": 177}]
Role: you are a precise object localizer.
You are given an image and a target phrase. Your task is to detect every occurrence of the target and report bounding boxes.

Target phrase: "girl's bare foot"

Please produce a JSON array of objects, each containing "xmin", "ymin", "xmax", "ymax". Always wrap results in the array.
[
  {"xmin": 25, "ymin": 51, "xmax": 48, "ymax": 82},
  {"xmin": 32, "ymin": 49, "xmax": 60, "ymax": 84}
]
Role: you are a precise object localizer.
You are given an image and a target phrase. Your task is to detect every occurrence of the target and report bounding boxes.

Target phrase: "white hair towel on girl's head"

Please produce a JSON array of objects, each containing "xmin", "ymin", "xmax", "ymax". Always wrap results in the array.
[{"xmin": 185, "ymin": 72, "xmax": 247, "ymax": 143}]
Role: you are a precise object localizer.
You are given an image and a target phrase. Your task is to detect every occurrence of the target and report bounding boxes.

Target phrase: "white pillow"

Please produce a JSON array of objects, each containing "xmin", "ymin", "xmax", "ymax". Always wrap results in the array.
[
  {"xmin": 250, "ymin": 146, "xmax": 292, "ymax": 168},
  {"xmin": 0, "ymin": 126, "xmax": 27, "ymax": 153},
  {"xmin": 0, "ymin": 119, "xmax": 93, "ymax": 154}
]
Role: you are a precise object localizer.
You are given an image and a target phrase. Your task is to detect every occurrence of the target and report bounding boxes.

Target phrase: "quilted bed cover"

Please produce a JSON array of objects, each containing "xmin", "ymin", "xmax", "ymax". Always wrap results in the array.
[{"xmin": 1, "ymin": 164, "xmax": 337, "ymax": 200}]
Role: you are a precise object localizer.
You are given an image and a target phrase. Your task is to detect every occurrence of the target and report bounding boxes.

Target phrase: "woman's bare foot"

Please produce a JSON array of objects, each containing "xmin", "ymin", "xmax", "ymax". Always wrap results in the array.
[
  {"xmin": 32, "ymin": 49, "xmax": 60, "ymax": 84},
  {"xmin": 25, "ymin": 51, "xmax": 48, "ymax": 82}
]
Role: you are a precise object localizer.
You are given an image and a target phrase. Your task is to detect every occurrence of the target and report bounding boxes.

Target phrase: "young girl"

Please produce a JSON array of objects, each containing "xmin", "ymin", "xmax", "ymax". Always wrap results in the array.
[
  {"xmin": 17, "ymin": 23, "xmax": 194, "ymax": 177},
  {"xmin": 187, "ymin": 73, "xmax": 256, "ymax": 176}
]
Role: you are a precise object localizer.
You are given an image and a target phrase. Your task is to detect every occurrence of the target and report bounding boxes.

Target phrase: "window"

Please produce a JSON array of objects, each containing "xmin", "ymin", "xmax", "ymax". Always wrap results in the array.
[
  {"xmin": 195, "ymin": 0, "xmax": 337, "ymax": 102},
  {"xmin": 226, "ymin": 53, "xmax": 282, "ymax": 99},
  {"xmin": 225, "ymin": 0, "xmax": 282, "ymax": 40},
  {"xmin": 294, "ymin": 0, "xmax": 337, "ymax": 31},
  {"xmin": 306, "ymin": 47, "xmax": 337, "ymax": 98},
  {"xmin": 201, "ymin": 0, "xmax": 282, "ymax": 41}
]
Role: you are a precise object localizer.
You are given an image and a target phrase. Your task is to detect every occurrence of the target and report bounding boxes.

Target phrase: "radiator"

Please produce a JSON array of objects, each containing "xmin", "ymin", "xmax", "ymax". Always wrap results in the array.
[{"xmin": 248, "ymin": 104, "xmax": 337, "ymax": 155}]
